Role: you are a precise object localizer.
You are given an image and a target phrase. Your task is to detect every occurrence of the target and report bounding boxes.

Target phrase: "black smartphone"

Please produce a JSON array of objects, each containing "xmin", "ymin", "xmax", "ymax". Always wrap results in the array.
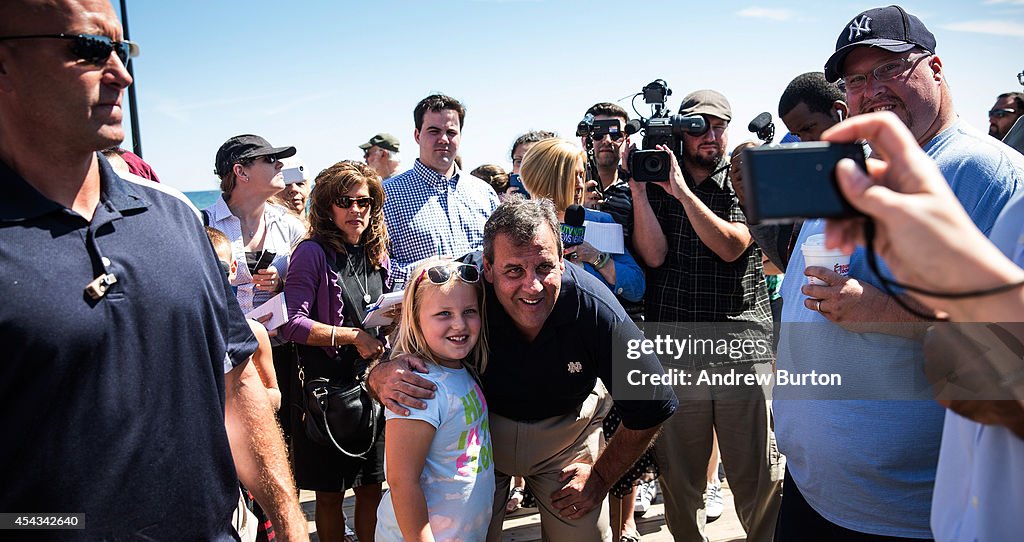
[
  {"xmin": 253, "ymin": 250, "xmax": 276, "ymax": 272},
  {"xmin": 508, "ymin": 173, "xmax": 530, "ymax": 199},
  {"xmin": 741, "ymin": 142, "xmax": 867, "ymax": 223}
]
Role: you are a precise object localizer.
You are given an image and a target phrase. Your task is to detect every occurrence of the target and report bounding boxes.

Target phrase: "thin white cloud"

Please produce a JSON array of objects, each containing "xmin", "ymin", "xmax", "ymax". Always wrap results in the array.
[
  {"xmin": 737, "ymin": 7, "xmax": 796, "ymax": 21},
  {"xmin": 942, "ymin": 20, "xmax": 1024, "ymax": 37},
  {"xmin": 983, "ymin": 0, "xmax": 1024, "ymax": 5},
  {"xmin": 153, "ymin": 91, "xmax": 337, "ymax": 122}
]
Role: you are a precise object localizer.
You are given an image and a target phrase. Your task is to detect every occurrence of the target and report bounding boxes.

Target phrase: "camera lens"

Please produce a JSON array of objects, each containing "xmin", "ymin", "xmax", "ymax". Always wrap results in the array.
[{"xmin": 642, "ymin": 154, "xmax": 664, "ymax": 174}]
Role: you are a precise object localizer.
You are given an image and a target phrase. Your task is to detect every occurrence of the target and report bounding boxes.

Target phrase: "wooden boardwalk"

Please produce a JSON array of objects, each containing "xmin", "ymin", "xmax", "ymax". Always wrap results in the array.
[{"xmin": 301, "ymin": 480, "xmax": 748, "ymax": 541}]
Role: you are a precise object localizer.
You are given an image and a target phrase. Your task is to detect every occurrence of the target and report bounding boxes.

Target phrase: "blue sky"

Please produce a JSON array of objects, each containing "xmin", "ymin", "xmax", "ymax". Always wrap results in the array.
[{"xmin": 115, "ymin": 0, "xmax": 1024, "ymax": 192}]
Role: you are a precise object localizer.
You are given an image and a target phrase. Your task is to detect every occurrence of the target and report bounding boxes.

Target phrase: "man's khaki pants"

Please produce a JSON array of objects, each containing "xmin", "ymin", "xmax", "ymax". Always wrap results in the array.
[
  {"xmin": 654, "ymin": 363, "xmax": 784, "ymax": 542},
  {"xmin": 486, "ymin": 381, "xmax": 614, "ymax": 542}
]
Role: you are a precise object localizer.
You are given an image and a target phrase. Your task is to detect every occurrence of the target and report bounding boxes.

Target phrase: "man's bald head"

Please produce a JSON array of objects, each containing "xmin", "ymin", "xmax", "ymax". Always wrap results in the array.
[
  {"xmin": 0, "ymin": 0, "xmax": 131, "ymax": 156},
  {"xmin": 0, "ymin": 1, "xmax": 74, "ymax": 35}
]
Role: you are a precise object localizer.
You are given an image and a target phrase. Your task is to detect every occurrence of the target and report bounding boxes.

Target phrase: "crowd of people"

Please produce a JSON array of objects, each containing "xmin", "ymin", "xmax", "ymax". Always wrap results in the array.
[{"xmin": 3, "ymin": 1, "xmax": 1024, "ymax": 542}]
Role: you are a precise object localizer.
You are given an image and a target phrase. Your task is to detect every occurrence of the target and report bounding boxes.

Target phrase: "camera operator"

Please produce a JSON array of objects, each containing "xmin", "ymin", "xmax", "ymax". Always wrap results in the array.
[
  {"xmin": 579, "ymin": 103, "xmax": 630, "ymax": 210},
  {"xmin": 578, "ymin": 102, "xmax": 645, "ymax": 322},
  {"xmin": 628, "ymin": 89, "xmax": 782, "ymax": 542}
]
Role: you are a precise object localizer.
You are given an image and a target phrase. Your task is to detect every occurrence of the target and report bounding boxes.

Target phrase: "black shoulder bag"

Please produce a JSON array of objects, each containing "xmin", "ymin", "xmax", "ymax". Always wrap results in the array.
[{"xmin": 298, "ymin": 241, "xmax": 384, "ymax": 458}]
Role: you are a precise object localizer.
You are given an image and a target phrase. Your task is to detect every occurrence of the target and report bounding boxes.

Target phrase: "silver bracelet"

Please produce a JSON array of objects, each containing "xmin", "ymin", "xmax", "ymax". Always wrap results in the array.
[{"xmin": 330, "ymin": 326, "xmax": 337, "ymax": 348}]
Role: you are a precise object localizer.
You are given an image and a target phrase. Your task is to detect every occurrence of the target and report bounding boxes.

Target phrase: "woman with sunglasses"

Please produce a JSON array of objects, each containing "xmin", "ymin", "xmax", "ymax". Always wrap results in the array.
[
  {"xmin": 205, "ymin": 134, "xmax": 306, "ymax": 314},
  {"xmin": 280, "ymin": 161, "xmax": 390, "ymax": 542},
  {"xmin": 520, "ymin": 138, "xmax": 645, "ymax": 302}
]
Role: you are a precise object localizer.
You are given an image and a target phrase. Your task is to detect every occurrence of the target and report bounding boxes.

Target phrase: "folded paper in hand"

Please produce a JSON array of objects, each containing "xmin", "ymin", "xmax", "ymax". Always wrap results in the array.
[
  {"xmin": 583, "ymin": 221, "xmax": 624, "ymax": 254},
  {"xmin": 245, "ymin": 292, "xmax": 288, "ymax": 330},
  {"xmin": 362, "ymin": 291, "xmax": 405, "ymax": 327}
]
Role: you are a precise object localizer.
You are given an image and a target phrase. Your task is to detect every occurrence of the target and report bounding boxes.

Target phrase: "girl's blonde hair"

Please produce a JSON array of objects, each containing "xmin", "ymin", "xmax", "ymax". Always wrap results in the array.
[
  {"xmin": 519, "ymin": 137, "xmax": 585, "ymax": 211},
  {"xmin": 390, "ymin": 259, "xmax": 489, "ymax": 375}
]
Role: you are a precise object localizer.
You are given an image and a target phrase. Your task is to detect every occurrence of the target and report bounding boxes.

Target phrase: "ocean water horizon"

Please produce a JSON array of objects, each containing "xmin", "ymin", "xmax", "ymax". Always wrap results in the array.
[{"xmin": 184, "ymin": 189, "xmax": 220, "ymax": 210}]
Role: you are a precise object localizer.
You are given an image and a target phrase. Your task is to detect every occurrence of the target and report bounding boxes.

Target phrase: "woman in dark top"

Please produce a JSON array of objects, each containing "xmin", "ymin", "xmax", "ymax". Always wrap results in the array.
[{"xmin": 280, "ymin": 161, "xmax": 389, "ymax": 542}]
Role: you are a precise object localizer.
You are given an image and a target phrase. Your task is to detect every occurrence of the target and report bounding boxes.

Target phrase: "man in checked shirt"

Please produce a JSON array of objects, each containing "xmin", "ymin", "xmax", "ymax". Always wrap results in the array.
[
  {"xmin": 629, "ymin": 88, "xmax": 782, "ymax": 542},
  {"xmin": 383, "ymin": 94, "xmax": 500, "ymax": 287}
]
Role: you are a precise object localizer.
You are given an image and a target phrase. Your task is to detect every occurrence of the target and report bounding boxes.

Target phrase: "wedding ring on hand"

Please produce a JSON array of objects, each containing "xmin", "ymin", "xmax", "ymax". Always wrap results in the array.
[
  {"xmin": 571, "ymin": 504, "xmax": 578, "ymax": 513},
  {"xmin": 815, "ymin": 299, "xmax": 823, "ymax": 312}
]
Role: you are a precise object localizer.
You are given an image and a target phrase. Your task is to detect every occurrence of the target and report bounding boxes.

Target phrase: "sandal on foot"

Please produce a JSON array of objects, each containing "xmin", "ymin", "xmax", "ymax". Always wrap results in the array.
[
  {"xmin": 620, "ymin": 529, "xmax": 641, "ymax": 542},
  {"xmin": 506, "ymin": 486, "xmax": 526, "ymax": 513}
]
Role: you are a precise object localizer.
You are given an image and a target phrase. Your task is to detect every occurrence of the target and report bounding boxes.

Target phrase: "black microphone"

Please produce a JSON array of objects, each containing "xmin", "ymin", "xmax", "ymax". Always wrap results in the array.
[
  {"xmin": 560, "ymin": 204, "xmax": 586, "ymax": 248},
  {"xmin": 624, "ymin": 119, "xmax": 644, "ymax": 135},
  {"xmin": 748, "ymin": 112, "xmax": 775, "ymax": 143},
  {"xmin": 748, "ymin": 112, "xmax": 771, "ymax": 133}
]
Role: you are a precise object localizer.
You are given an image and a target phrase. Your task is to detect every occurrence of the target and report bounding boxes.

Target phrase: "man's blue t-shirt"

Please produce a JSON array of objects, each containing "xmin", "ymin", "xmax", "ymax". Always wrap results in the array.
[{"xmin": 774, "ymin": 119, "xmax": 1023, "ymax": 538}]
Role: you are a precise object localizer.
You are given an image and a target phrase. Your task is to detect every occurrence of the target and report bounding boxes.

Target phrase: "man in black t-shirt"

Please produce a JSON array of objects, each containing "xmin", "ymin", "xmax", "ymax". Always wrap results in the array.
[{"xmin": 370, "ymin": 198, "xmax": 677, "ymax": 540}]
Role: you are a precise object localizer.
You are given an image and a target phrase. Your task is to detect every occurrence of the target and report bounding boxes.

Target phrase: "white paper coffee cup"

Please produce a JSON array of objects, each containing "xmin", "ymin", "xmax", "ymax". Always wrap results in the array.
[{"xmin": 801, "ymin": 234, "xmax": 851, "ymax": 285}]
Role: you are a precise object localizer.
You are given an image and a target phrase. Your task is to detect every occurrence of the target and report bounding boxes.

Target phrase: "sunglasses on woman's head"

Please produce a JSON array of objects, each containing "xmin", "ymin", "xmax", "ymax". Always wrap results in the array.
[
  {"xmin": 334, "ymin": 196, "xmax": 374, "ymax": 211},
  {"xmin": 414, "ymin": 263, "xmax": 480, "ymax": 289},
  {"xmin": 0, "ymin": 33, "xmax": 139, "ymax": 66}
]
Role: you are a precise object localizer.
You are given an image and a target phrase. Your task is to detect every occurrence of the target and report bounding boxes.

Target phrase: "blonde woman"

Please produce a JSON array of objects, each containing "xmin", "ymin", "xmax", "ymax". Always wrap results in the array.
[{"xmin": 520, "ymin": 137, "xmax": 645, "ymax": 302}]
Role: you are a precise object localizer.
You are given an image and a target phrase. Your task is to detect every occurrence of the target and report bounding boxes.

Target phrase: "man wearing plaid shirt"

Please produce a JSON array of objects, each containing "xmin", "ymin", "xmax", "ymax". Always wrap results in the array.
[
  {"xmin": 630, "ymin": 89, "xmax": 781, "ymax": 542},
  {"xmin": 383, "ymin": 94, "xmax": 499, "ymax": 286}
]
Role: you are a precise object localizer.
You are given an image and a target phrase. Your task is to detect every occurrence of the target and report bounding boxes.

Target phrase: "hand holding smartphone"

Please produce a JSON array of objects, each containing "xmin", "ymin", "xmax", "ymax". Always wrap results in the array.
[{"xmin": 508, "ymin": 173, "xmax": 530, "ymax": 199}]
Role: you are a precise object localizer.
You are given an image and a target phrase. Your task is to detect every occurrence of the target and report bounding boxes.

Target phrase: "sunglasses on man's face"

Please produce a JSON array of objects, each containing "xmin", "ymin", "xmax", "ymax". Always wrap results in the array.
[
  {"xmin": 0, "ymin": 33, "xmax": 139, "ymax": 66},
  {"xmin": 593, "ymin": 131, "xmax": 624, "ymax": 142},
  {"xmin": 414, "ymin": 263, "xmax": 481, "ymax": 289},
  {"xmin": 989, "ymin": 108, "xmax": 1018, "ymax": 119},
  {"xmin": 333, "ymin": 196, "xmax": 374, "ymax": 211}
]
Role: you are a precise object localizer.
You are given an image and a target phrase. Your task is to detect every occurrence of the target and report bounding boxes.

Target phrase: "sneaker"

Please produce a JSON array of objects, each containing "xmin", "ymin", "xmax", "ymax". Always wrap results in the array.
[
  {"xmin": 633, "ymin": 480, "xmax": 658, "ymax": 514},
  {"xmin": 705, "ymin": 482, "xmax": 724, "ymax": 522}
]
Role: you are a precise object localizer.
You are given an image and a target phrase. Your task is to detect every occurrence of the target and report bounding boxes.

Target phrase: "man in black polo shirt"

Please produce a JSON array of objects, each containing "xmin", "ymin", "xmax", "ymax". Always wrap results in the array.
[
  {"xmin": 630, "ymin": 89, "xmax": 781, "ymax": 541},
  {"xmin": 0, "ymin": 1, "xmax": 305, "ymax": 539},
  {"xmin": 370, "ymin": 198, "xmax": 677, "ymax": 540}
]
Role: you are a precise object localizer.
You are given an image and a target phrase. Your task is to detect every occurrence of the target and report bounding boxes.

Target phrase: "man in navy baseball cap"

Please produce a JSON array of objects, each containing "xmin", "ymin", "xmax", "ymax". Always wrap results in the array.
[
  {"xmin": 772, "ymin": 5, "xmax": 1024, "ymax": 542},
  {"xmin": 823, "ymin": 5, "xmax": 935, "ymax": 84}
]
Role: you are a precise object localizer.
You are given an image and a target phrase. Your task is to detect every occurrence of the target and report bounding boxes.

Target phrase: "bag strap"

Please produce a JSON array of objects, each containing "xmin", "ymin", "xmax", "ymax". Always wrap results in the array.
[{"xmin": 313, "ymin": 382, "xmax": 381, "ymax": 458}]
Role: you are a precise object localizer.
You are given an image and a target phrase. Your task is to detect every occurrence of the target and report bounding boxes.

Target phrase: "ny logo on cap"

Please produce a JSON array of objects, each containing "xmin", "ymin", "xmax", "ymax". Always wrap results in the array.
[{"xmin": 848, "ymin": 15, "xmax": 872, "ymax": 40}]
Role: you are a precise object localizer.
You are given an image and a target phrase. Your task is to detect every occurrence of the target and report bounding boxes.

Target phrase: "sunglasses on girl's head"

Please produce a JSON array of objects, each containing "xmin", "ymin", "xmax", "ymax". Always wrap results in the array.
[
  {"xmin": 415, "ymin": 263, "xmax": 480, "ymax": 288},
  {"xmin": 0, "ymin": 33, "xmax": 139, "ymax": 66},
  {"xmin": 333, "ymin": 196, "xmax": 374, "ymax": 211}
]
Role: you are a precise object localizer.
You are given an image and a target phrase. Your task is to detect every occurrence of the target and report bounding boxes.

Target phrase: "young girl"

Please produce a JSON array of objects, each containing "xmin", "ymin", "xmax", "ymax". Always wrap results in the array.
[{"xmin": 375, "ymin": 259, "xmax": 494, "ymax": 542}]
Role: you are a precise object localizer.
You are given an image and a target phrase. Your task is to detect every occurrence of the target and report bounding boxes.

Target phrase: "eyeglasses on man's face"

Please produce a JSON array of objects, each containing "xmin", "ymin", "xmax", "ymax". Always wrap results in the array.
[
  {"xmin": 989, "ymin": 108, "xmax": 1018, "ymax": 119},
  {"xmin": 838, "ymin": 53, "xmax": 931, "ymax": 93}
]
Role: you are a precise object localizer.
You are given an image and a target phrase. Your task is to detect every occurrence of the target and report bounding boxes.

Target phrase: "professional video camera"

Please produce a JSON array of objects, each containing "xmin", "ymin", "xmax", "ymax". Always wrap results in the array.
[
  {"xmin": 576, "ymin": 114, "xmax": 624, "ymax": 141},
  {"xmin": 625, "ymin": 79, "xmax": 707, "ymax": 182}
]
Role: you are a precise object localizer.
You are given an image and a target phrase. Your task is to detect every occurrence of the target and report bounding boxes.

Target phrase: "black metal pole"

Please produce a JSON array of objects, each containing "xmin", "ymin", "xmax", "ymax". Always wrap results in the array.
[{"xmin": 119, "ymin": 0, "xmax": 143, "ymax": 158}]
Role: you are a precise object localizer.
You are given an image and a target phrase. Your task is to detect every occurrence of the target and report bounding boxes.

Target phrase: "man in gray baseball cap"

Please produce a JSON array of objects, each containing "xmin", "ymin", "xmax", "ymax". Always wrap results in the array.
[
  {"xmin": 772, "ymin": 5, "xmax": 1024, "ymax": 541},
  {"xmin": 630, "ymin": 88, "xmax": 782, "ymax": 542},
  {"xmin": 359, "ymin": 132, "xmax": 401, "ymax": 179}
]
